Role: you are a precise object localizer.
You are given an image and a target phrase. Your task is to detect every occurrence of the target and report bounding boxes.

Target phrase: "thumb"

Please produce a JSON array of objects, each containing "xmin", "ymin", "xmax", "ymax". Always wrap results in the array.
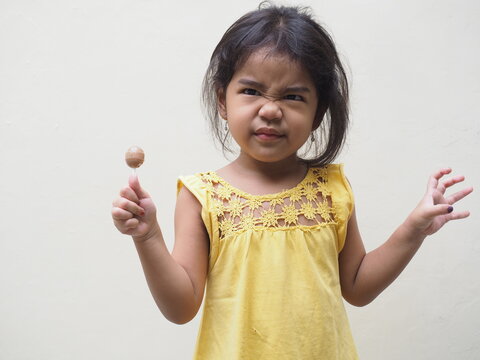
[
  {"xmin": 424, "ymin": 203, "xmax": 454, "ymax": 218},
  {"xmin": 129, "ymin": 174, "xmax": 150, "ymax": 199}
]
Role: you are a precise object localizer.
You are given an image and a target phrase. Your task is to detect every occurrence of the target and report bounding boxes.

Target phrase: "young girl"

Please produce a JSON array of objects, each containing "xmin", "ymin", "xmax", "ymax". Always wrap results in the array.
[{"xmin": 111, "ymin": 4, "xmax": 472, "ymax": 359}]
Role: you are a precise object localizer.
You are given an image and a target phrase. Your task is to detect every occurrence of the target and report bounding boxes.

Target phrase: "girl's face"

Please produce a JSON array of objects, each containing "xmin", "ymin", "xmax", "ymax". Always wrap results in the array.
[{"xmin": 218, "ymin": 49, "xmax": 319, "ymax": 165}]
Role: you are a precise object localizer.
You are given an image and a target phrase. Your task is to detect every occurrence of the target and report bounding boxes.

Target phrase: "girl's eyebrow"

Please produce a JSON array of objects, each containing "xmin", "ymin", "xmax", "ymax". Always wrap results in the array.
[{"xmin": 237, "ymin": 78, "xmax": 311, "ymax": 93}]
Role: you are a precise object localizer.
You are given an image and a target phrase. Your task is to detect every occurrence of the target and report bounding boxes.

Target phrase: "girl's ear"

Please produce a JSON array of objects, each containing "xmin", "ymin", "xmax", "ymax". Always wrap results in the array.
[{"xmin": 217, "ymin": 88, "xmax": 227, "ymax": 120}]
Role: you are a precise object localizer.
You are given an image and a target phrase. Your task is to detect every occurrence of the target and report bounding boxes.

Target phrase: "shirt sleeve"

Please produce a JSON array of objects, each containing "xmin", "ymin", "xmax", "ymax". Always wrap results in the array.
[
  {"xmin": 328, "ymin": 164, "xmax": 355, "ymax": 252},
  {"xmin": 177, "ymin": 174, "xmax": 219, "ymax": 266}
]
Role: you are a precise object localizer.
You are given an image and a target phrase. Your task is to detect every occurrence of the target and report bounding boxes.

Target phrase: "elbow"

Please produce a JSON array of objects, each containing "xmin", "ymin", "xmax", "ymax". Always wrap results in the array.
[
  {"xmin": 344, "ymin": 297, "xmax": 371, "ymax": 308},
  {"xmin": 153, "ymin": 295, "xmax": 200, "ymax": 325},
  {"xmin": 342, "ymin": 291, "xmax": 377, "ymax": 307},
  {"xmin": 161, "ymin": 307, "xmax": 199, "ymax": 325},
  {"xmin": 167, "ymin": 315, "xmax": 195, "ymax": 325}
]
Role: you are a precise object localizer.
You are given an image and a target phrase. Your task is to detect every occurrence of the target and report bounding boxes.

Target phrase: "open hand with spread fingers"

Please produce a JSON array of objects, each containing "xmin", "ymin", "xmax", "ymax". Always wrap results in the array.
[{"xmin": 405, "ymin": 168, "xmax": 473, "ymax": 236}]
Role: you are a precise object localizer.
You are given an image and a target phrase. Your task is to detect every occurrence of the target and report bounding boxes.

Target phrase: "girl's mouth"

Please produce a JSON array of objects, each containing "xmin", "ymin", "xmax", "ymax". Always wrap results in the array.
[
  {"xmin": 254, "ymin": 127, "xmax": 283, "ymax": 141},
  {"xmin": 255, "ymin": 133, "xmax": 283, "ymax": 141}
]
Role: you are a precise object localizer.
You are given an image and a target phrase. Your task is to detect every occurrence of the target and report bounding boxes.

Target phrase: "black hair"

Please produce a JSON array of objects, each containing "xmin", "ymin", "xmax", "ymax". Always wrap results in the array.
[{"xmin": 202, "ymin": 2, "xmax": 349, "ymax": 167}]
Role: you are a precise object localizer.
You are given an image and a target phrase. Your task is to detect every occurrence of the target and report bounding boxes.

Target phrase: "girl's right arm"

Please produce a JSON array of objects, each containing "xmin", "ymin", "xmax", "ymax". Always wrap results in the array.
[
  {"xmin": 338, "ymin": 168, "xmax": 472, "ymax": 306},
  {"xmin": 111, "ymin": 175, "xmax": 209, "ymax": 324}
]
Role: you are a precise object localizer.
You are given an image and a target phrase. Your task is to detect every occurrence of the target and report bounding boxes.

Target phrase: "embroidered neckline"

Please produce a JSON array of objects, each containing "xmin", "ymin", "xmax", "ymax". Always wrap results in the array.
[
  {"xmin": 198, "ymin": 166, "xmax": 336, "ymax": 239},
  {"xmin": 207, "ymin": 167, "xmax": 316, "ymax": 200}
]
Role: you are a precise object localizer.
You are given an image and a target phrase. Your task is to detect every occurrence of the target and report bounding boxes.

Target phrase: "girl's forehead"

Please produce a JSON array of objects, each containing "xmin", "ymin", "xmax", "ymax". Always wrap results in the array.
[
  {"xmin": 233, "ymin": 50, "xmax": 313, "ymax": 86},
  {"xmin": 249, "ymin": 48, "xmax": 292, "ymax": 63}
]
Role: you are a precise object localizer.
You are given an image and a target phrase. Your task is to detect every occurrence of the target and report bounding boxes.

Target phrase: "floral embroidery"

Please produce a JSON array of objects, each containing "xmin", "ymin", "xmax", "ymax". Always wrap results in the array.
[
  {"xmin": 217, "ymin": 185, "xmax": 232, "ymax": 200},
  {"xmin": 269, "ymin": 197, "xmax": 284, "ymax": 207},
  {"xmin": 240, "ymin": 214, "xmax": 255, "ymax": 230},
  {"xmin": 303, "ymin": 183, "xmax": 318, "ymax": 201},
  {"xmin": 316, "ymin": 181, "xmax": 329, "ymax": 195},
  {"xmin": 289, "ymin": 191, "xmax": 302, "ymax": 203},
  {"xmin": 212, "ymin": 201, "xmax": 225, "ymax": 218},
  {"xmin": 199, "ymin": 167, "xmax": 337, "ymax": 239},
  {"xmin": 219, "ymin": 218, "xmax": 234, "ymax": 237},
  {"xmin": 301, "ymin": 202, "xmax": 316, "ymax": 220},
  {"xmin": 261, "ymin": 209, "xmax": 278, "ymax": 227},
  {"xmin": 229, "ymin": 199, "xmax": 243, "ymax": 218},
  {"xmin": 282, "ymin": 204, "xmax": 298, "ymax": 225},
  {"xmin": 246, "ymin": 198, "xmax": 263, "ymax": 211},
  {"xmin": 204, "ymin": 182, "xmax": 216, "ymax": 194},
  {"xmin": 318, "ymin": 200, "xmax": 333, "ymax": 222}
]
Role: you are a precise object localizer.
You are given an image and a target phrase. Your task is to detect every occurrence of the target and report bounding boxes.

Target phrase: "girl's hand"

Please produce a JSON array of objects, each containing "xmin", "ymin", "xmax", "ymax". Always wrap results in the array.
[
  {"xmin": 406, "ymin": 168, "xmax": 473, "ymax": 236},
  {"xmin": 111, "ymin": 175, "xmax": 160, "ymax": 242}
]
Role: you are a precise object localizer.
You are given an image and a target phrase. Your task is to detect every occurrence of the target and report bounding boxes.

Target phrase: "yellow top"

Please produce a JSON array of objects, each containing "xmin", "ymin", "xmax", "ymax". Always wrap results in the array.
[{"xmin": 178, "ymin": 164, "xmax": 358, "ymax": 359}]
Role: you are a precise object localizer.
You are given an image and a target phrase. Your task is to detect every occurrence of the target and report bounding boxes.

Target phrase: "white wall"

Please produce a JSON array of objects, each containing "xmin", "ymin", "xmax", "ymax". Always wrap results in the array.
[{"xmin": 1, "ymin": 1, "xmax": 478, "ymax": 359}]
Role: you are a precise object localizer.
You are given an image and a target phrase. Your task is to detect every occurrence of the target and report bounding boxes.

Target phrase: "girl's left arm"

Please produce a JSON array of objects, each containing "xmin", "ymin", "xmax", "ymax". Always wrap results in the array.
[{"xmin": 339, "ymin": 168, "xmax": 473, "ymax": 307}]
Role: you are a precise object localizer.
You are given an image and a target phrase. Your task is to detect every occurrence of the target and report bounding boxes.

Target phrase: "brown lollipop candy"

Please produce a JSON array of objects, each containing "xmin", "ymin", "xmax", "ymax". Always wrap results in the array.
[{"xmin": 125, "ymin": 146, "xmax": 145, "ymax": 171}]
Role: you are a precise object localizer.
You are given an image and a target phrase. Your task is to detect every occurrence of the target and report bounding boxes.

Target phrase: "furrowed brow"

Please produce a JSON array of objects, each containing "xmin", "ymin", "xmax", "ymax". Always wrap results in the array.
[
  {"xmin": 237, "ymin": 79, "xmax": 311, "ymax": 94},
  {"xmin": 285, "ymin": 86, "xmax": 311, "ymax": 93},
  {"xmin": 237, "ymin": 79, "xmax": 267, "ymax": 92}
]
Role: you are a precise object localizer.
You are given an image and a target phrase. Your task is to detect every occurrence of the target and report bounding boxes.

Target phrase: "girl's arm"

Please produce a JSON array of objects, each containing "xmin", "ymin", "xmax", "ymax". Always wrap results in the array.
[
  {"xmin": 339, "ymin": 168, "xmax": 473, "ymax": 307},
  {"xmin": 112, "ymin": 175, "xmax": 209, "ymax": 324}
]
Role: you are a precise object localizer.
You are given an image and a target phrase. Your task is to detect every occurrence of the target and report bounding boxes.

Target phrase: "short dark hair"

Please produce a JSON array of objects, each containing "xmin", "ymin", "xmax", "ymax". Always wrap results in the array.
[{"xmin": 202, "ymin": 3, "xmax": 349, "ymax": 167}]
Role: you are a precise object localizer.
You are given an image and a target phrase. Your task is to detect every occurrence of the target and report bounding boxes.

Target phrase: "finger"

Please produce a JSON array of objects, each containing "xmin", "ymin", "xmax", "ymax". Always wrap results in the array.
[
  {"xmin": 112, "ymin": 207, "xmax": 134, "ymax": 221},
  {"xmin": 448, "ymin": 210, "xmax": 471, "ymax": 221},
  {"xmin": 116, "ymin": 219, "xmax": 140, "ymax": 234},
  {"xmin": 129, "ymin": 174, "xmax": 150, "ymax": 200},
  {"xmin": 424, "ymin": 203, "xmax": 454, "ymax": 218},
  {"xmin": 434, "ymin": 167, "xmax": 452, "ymax": 178},
  {"xmin": 120, "ymin": 186, "xmax": 140, "ymax": 204},
  {"xmin": 113, "ymin": 197, "xmax": 145, "ymax": 217},
  {"xmin": 124, "ymin": 218, "xmax": 140, "ymax": 229},
  {"xmin": 427, "ymin": 168, "xmax": 451, "ymax": 192},
  {"xmin": 436, "ymin": 182, "xmax": 447, "ymax": 195},
  {"xmin": 442, "ymin": 175, "xmax": 465, "ymax": 190},
  {"xmin": 446, "ymin": 186, "xmax": 474, "ymax": 205}
]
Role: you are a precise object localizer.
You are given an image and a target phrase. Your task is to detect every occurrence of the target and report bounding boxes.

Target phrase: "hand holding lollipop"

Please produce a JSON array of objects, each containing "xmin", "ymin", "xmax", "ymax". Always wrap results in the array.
[{"xmin": 112, "ymin": 145, "xmax": 159, "ymax": 241}]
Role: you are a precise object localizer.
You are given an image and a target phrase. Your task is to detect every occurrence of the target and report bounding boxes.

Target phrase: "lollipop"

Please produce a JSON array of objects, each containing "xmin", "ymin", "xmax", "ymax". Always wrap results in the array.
[{"xmin": 125, "ymin": 146, "xmax": 145, "ymax": 173}]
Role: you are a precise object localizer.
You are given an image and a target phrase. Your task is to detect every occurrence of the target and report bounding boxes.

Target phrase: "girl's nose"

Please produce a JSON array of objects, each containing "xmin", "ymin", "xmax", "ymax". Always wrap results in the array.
[{"xmin": 258, "ymin": 100, "xmax": 282, "ymax": 122}]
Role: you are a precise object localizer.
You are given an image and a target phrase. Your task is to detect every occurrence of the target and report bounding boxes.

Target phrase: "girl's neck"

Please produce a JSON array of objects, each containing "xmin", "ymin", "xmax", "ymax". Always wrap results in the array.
[{"xmin": 218, "ymin": 153, "xmax": 309, "ymax": 192}]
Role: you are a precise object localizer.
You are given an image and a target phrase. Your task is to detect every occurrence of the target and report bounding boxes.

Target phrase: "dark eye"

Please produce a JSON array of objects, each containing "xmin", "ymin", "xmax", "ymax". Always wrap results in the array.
[
  {"xmin": 242, "ymin": 88, "xmax": 260, "ymax": 96},
  {"xmin": 284, "ymin": 94, "xmax": 304, "ymax": 101}
]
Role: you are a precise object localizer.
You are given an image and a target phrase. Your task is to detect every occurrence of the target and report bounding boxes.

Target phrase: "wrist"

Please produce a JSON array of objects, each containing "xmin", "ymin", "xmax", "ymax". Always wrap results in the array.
[
  {"xmin": 401, "ymin": 215, "xmax": 428, "ymax": 242},
  {"xmin": 132, "ymin": 223, "xmax": 162, "ymax": 244}
]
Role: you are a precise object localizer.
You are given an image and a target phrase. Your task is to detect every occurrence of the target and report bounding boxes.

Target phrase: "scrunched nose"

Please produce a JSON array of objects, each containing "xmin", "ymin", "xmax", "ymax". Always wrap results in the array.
[{"xmin": 258, "ymin": 100, "xmax": 282, "ymax": 122}]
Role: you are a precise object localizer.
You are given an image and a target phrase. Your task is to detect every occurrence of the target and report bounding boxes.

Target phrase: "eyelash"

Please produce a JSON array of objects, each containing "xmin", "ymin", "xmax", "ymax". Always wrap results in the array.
[
  {"xmin": 241, "ymin": 88, "xmax": 304, "ymax": 102},
  {"xmin": 242, "ymin": 88, "xmax": 260, "ymax": 96},
  {"xmin": 284, "ymin": 94, "xmax": 304, "ymax": 101}
]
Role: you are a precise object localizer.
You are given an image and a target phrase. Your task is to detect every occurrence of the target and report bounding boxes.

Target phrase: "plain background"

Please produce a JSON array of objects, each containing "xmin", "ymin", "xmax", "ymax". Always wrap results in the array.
[{"xmin": 1, "ymin": 0, "xmax": 479, "ymax": 359}]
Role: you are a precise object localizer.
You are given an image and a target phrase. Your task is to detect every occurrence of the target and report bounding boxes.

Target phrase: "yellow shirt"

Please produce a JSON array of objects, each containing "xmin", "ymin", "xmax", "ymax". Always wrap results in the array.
[{"xmin": 178, "ymin": 164, "xmax": 358, "ymax": 359}]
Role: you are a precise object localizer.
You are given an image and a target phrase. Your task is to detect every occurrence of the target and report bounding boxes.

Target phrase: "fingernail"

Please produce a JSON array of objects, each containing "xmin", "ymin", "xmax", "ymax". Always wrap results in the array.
[{"xmin": 447, "ymin": 206, "xmax": 454, "ymax": 213}]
